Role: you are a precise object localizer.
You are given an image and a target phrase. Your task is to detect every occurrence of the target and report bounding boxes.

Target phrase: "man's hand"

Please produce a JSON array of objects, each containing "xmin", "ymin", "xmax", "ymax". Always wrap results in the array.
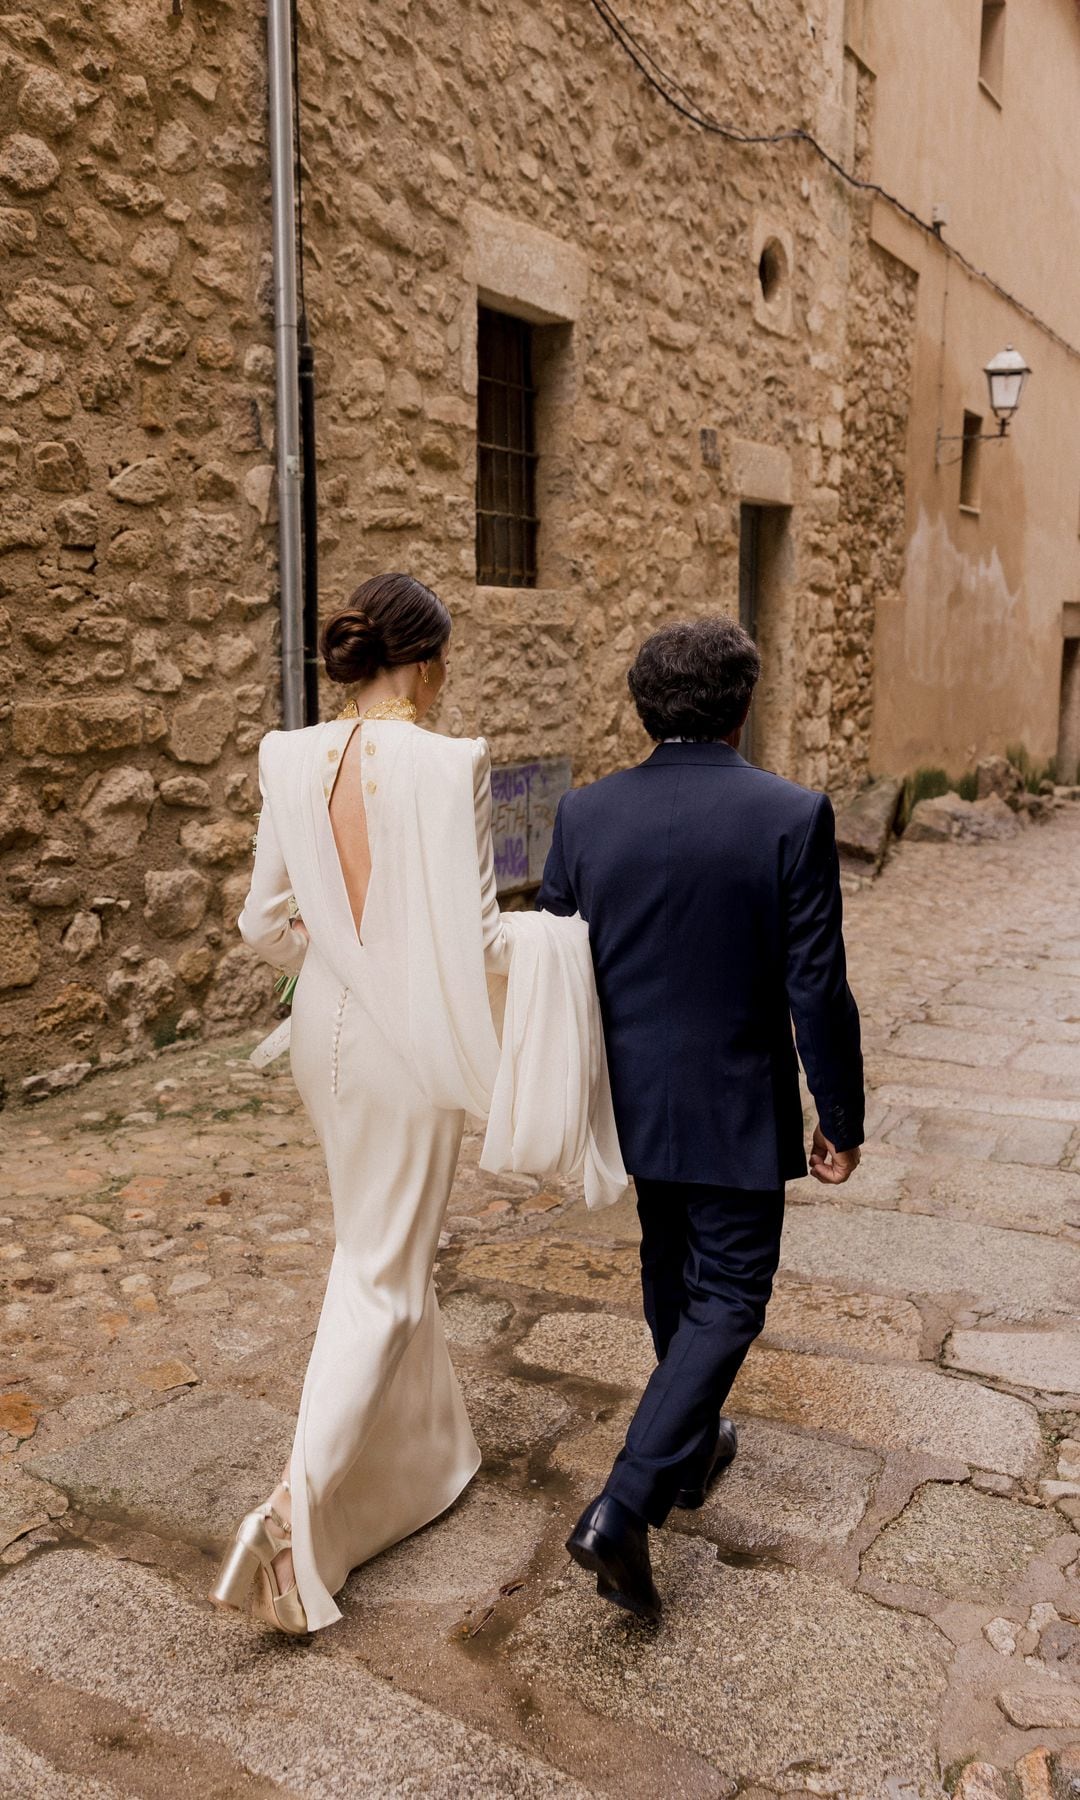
[{"xmin": 809, "ymin": 1125, "xmax": 861, "ymax": 1185}]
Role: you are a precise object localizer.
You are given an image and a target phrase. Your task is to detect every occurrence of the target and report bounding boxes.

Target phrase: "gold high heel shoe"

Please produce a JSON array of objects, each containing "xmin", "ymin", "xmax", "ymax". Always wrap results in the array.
[{"xmin": 210, "ymin": 1481, "xmax": 308, "ymax": 1636}]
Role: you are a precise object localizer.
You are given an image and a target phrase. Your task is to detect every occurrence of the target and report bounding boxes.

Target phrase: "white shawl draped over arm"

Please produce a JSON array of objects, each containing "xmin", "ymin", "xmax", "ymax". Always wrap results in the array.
[{"xmin": 480, "ymin": 910, "xmax": 628, "ymax": 1212}]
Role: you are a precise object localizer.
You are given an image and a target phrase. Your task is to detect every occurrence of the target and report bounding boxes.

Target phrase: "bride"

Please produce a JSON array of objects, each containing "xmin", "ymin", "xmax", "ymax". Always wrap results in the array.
[{"xmin": 210, "ymin": 571, "xmax": 623, "ymax": 1635}]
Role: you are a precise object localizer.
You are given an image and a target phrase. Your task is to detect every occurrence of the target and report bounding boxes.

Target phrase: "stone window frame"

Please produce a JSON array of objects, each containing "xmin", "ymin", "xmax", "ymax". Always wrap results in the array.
[{"xmin": 463, "ymin": 204, "xmax": 588, "ymax": 592}]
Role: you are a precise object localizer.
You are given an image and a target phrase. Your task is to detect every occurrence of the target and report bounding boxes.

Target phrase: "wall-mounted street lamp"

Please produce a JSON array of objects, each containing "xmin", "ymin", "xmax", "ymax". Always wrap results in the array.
[
  {"xmin": 983, "ymin": 344, "xmax": 1031, "ymax": 430},
  {"xmin": 935, "ymin": 344, "xmax": 1031, "ymax": 466}
]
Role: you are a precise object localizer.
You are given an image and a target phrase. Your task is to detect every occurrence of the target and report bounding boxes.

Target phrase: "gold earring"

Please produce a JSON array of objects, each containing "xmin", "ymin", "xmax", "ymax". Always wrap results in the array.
[{"xmin": 421, "ymin": 664, "xmax": 430, "ymax": 685}]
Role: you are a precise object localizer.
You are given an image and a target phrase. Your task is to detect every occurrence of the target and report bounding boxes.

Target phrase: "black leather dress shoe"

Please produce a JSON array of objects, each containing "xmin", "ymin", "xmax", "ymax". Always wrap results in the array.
[
  {"xmin": 674, "ymin": 1417, "xmax": 739, "ymax": 1511},
  {"xmin": 565, "ymin": 1494, "xmax": 661, "ymax": 1624}
]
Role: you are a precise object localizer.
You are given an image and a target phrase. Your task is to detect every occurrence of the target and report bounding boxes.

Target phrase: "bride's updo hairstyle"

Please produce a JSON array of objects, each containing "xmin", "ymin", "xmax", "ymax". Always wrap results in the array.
[{"xmin": 321, "ymin": 572, "xmax": 451, "ymax": 686}]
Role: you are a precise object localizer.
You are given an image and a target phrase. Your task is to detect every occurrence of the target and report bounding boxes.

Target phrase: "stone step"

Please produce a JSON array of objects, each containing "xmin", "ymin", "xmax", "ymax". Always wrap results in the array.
[
  {"xmin": 945, "ymin": 1326, "xmax": 1080, "ymax": 1397},
  {"xmin": 0, "ymin": 1722, "xmax": 126, "ymax": 1800},
  {"xmin": 928, "ymin": 1001, "xmax": 1080, "ymax": 1045},
  {"xmin": 730, "ymin": 1344, "xmax": 1041, "ymax": 1476},
  {"xmin": 879, "ymin": 1105, "xmax": 1073, "ymax": 1168},
  {"xmin": 874, "ymin": 1081, "xmax": 1080, "ymax": 1123},
  {"xmin": 508, "ymin": 1532, "xmax": 949, "ymax": 1796},
  {"xmin": 0, "ymin": 1663, "xmax": 285, "ymax": 1800},
  {"xmin": 782, "ymin": 1203, "xmax": 1080, "ymax": 1320},
  {"xmin": 0, "ymin": 1548, "xmax": 593, "ymax": 1799}
]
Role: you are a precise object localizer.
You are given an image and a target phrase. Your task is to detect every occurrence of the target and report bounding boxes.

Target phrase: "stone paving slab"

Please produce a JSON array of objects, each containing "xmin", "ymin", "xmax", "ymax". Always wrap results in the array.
[
  {"xmin": 28, "ymin": 1388, "xmax": 292, "ymax": 1548},
  {"xmin": 455, "ymin": 1367, "xmax": 575, "ymax": 1460},
  {"xmin": 932, "ymin": 1000, "xmax": 1080, "ymax": 1046},
  {"xmin": 342, "ymin": 1480, "xmax": 551, "ymax": 1614},
  {"xmin": 546, "ymin": 1191, "xmax": 643, "ymax": 1247},
  {"xmin": 763, "ymin": 1278, "xmax": 924, "ymax": 1360},
  {"xmin": 0, "ymin": 1466, "xmax": 68, "ymax": 1553},
  {"xmin": 946, "ymin": 975, "xmax": 1080, "ymax": 1022},
  {"xmin": 554, "ymin": 1408, "xmax": 879, "ymax": 1563},
  {"xmin": 890, "ymin": 1024, "xmax": 1030, "ymax": 1069},
  {"xmin": 511, "ymin": 1534, "xmax": 950, "ymax": 1797},
  {"xmin": 782, "ymin": 1205, "xmax": 1080, "ymax": 1319},
  {"xmin": 0, "ymin": 1549, "xmax": 594, "ymax": 1798},
  {"xmin": 945, "ymin": 1329, "xmax": 1080, "ymax": 1395},
  {"xmin": 730, "ymin": 1346, "xmax": 1041, "ymax": 1476},
  {"xmin": 514, "ymin": 1311, "xmax": 655, "ymax": 1389},
  {"xmin": 1017, "ymin": 1043, "xmax": 1080, "ymax": 1080},
  {"xmin": 882, "ymin": 1105, "xmax": 1076, "ymax": 1168},
  {"xmin": 456, "ymin": 1237, "xmax": 641, "ymax": 1308},
  {"xmin": 869, "ymin": 1053, "xmax": 1080, "ymax": 1110},
  {"xmin": 441, "ymin": 1290, "xmax": 517, "ymax": 1349},
  {"xmin": 996, "ymin": 1687, "xmax": 1080, "ymax": 1729},
  {"xmin": 905, "ymin": 1160, "xmax": 1080, "ymax": 1236},
  {"xmin": 0, "ymin": 1726, "xmax": 125, "ymax": 1800},
  {"xmin": 861, "ymin": 1481, "xmax": 1067, "ymax": 1602},
  {"xmin": 883, "ymin": 1109, "xmax": 1002, "ymax": 1161},
  {"xmin": 875, "ymin": 1083, "xmax": 1080, "ymax": 1124}
]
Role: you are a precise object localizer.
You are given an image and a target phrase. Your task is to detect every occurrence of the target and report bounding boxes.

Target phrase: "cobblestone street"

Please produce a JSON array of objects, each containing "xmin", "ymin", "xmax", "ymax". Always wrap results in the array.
[{"xmin": 3, "ymin": 810, "xmax": 1080, "ymax": 1799}]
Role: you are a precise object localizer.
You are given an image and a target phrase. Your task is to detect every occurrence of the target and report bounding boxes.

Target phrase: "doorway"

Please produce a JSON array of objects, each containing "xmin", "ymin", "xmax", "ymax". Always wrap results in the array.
[
  {"xmin": 1059, "ymin": 628, "xmax": 1080, "ymax": 786},
  {"xmin": 738, "ymin": 503, "xmax": 792, "ymax": 772}
]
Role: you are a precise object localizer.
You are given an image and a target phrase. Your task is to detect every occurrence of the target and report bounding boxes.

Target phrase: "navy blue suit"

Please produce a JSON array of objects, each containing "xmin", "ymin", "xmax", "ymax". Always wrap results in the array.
[
  {"xmin": 538, "ymin": 740, "xmax": 864, "ymax": 1524},
  {"xmin": 538, "ymin": 741, "xmax": 864, "ymax": 1184}
]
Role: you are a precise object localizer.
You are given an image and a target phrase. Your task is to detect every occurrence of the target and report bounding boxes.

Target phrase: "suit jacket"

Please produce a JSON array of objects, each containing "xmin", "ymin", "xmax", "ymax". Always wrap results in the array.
[{"xmin": 537, "ymin": 741, "xmax": 864, "ymax": 1189}]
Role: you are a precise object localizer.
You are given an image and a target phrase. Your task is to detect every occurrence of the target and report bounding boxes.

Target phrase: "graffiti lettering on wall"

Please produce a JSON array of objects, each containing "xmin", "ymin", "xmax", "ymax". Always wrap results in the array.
[{"xmin": 491, "ymin": 757, "xmax": 572, "ymax": 892}]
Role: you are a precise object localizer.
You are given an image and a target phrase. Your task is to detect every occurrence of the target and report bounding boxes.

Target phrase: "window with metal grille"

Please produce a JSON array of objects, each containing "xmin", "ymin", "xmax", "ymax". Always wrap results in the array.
[{"xmin": 476, "ymin": 306, "xmax": 538, "ymax": 587}]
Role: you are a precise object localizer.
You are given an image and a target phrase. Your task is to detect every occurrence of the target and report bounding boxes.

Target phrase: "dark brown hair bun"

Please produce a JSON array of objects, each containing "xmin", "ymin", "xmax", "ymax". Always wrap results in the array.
[
  {"xmin": 321, "ymin": 612, "xmax": 386, "ymax": 685},
  {"xmin": 320, "ymin": 572, "xmax": 451, "ymax": 687}
]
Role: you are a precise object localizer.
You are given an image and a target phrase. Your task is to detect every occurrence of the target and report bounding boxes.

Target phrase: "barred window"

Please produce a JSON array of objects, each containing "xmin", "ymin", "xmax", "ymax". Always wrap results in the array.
[{"xmin": 476, "ymin": 306, "xmax": 538, "ymax": 588}]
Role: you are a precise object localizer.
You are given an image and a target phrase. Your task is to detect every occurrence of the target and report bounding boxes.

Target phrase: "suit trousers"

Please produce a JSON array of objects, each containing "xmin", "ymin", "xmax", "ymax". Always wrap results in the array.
[{"xmin": 603, "ymin": 1178, "xmax": 786, "ymax": 1528}]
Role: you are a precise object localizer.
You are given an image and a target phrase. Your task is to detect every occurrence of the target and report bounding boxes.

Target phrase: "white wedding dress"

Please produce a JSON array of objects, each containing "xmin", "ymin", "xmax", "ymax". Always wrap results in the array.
[{"xmin": 238, "ymin": 716, "xmax": 625, "ymax": 1630}]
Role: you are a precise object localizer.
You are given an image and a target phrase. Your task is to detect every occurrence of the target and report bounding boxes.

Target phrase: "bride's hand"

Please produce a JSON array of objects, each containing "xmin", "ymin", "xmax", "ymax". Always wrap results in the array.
[{"xmin": 290, "ymin": 917, "xmax": 310, "ymax": 947}]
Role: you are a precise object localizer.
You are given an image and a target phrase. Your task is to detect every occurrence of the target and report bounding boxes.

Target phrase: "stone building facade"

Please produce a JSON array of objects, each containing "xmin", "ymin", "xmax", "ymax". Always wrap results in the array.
[
  {"xmin": 859, "ymin": 0, "xmax": 1080, "ymax": 784},
  {"xmin": 0, "ymin": 0, "xmax": 915, "ymax": 1092}
]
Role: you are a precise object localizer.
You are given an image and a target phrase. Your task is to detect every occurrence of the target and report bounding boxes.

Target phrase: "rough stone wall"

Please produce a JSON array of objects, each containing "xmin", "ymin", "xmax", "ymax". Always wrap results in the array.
[
  {"xmin": 0, "ymin": 1, "xmax": 278, "ymax": 1096},
  {"xmin": 830, "ymin": 60, "xmax": 917, "ymax": 801},
  {"xmin": 299, "ymin": 0, "xmax": 878, "ymax": 783},
  {"xmin": 0, "ymin": 0, "xmax": 912, "ymax": 1091},
  {"xmin": 833, "ymin": 231, "xmax": 916, "ymax": 798}
]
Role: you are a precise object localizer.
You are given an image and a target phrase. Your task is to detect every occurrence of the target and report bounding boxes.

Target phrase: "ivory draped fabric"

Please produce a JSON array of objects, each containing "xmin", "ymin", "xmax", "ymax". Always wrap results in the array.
[
  {"xmin": 482, "ymin": 909, "xmax": 627, "ymax": 1214},
  {"xmin": 238, "ymin": 719, "xmax": 626, "ymax": 1629}
]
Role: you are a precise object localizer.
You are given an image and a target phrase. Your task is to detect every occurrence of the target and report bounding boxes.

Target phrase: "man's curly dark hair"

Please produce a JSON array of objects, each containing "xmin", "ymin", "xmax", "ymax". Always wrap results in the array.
[{"xmin": 627, "ymin": 616, "xmax": 761, "ymax": 743}]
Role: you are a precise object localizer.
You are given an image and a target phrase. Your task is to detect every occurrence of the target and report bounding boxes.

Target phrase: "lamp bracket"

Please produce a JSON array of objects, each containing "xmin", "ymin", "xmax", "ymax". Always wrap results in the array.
[{"xmin": 934, "ymin": 420, "xmax": 1010, "ymax": 468}]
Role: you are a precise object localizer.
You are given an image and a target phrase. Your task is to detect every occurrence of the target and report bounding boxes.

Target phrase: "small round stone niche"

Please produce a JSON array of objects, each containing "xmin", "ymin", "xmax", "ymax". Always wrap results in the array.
[{"xmin": 757, "ymin": 235, "xmax": 789, "ymax": 307}]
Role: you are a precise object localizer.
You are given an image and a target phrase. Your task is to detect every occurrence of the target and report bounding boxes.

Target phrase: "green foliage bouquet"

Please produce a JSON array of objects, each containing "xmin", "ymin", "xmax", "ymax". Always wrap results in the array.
[{"xmin": 274, "ymin": 969, "xmax": 299, "ymax": 1009}]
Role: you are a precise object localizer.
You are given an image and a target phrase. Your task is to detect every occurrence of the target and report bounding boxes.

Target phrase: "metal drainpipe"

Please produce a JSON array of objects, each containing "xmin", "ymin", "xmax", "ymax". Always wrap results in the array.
[{"xmin": 267, "ymin": 0, "xmax": 304, "ymax": 730}]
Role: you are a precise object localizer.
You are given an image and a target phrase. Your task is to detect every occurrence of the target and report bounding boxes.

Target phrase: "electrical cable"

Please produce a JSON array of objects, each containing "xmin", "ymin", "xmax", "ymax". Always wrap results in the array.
[{"xmin": 586, "ymin": 0, "xmax": 1080, "ymax": 364}]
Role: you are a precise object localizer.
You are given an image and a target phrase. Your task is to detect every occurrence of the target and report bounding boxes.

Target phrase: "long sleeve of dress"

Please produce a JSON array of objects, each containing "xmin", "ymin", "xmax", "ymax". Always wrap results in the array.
[
  {"xmin": 238, "ymin": 740, "xmax": 308, "ymax": 976},
  {"xmin": 472, "ymin": 737, "xmax": 511, "ymax": 976}
]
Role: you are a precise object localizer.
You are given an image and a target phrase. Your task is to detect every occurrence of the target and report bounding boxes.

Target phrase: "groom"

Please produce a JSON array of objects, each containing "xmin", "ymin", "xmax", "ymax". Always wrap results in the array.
[{"xmin": 538, "ymin": 616, "xmax": 864, "ymax": 1623}]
